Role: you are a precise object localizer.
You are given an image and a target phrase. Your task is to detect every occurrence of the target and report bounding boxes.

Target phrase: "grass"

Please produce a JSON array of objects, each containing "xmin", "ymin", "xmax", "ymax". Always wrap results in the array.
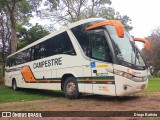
[
  {"xmin": 0, "ymin": 78, "xmax": 159, "ymax": 103},
  {"xmin": 0, "ymin": 85, "xmax": 64, "ymax": 103},
  {"xmin": 145, "ymin": 77, "xmax": 160, "ymax": 92}
]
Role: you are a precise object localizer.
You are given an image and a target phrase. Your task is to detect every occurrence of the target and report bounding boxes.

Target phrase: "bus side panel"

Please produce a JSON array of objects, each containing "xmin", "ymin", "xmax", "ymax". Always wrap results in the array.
[
  {"xmin": 93, "ymin": 84, "xmax": 116, "ymax": 95},
  {"xmin": 18, "ymin": 74, "xmax": 38, "ymax": 89},
  {"xmin": 82, "ymin": 66, "xmax": 93, "ymax": 93},
  {"xmin": 57, "ymin": 66, "xmax": 85, "ymax": 92},
  {"xmin": 91, "ymin": 62, "xmax": 116, "ymax": 96},
  {"xmin": 33, "ymin": 70, "xmax": 52, "ymax": 80},
  {"xmin": 10, "ymin": 71, "xmax": 20, "ymax": 87},
  {"xmin": 15, "ymin": 72, "xmax": 23, "ymax": 88},
  {"xmin": 5, "ymin": 72, "xmax": 12, "ymax": 87},
  {"xmin": 5, "ymin": 70, "xmax": 37, "ymax": 89},
  {"xmin": 37, "ymin": 83, "xmax": 59, "ymax": 90},
  {"xmin": 20, "ymin": 83, "xmax": 37, "ymax": 89}
]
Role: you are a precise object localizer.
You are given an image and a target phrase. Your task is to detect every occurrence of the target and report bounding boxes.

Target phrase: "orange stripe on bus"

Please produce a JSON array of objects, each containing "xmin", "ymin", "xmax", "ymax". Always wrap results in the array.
[{"xmin": 21, "ymin": 66, "xmax": 36, "ymax": 82}]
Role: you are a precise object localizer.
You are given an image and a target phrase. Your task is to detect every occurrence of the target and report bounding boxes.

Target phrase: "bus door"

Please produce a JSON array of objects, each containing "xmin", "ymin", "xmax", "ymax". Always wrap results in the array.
[{"xmin": 89, "ymin": 29, "xmax": 116, "ymax": 95}]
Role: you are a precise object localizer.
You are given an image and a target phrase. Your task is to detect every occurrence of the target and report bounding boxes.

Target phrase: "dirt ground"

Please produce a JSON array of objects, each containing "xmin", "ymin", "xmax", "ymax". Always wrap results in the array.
[{"xmin": 0, "ymin": 92, "xmax": 160, "ymax": 120}]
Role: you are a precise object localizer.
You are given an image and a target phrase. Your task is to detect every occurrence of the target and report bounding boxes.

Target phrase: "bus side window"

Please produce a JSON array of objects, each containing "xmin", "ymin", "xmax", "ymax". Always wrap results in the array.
[
  {"xmin": 7, "ymin": 32, "xmax": 76, "ymax": 67},
  {"xmin": 24, "ymin": 48, "xmax": 31, "ymax": 62},
  {"xmin": 50, "ymin": 32, "xmax": 76, "ymax": 56},
  {"xmin": 90, "ymin": 29, "xmax": 112, "ymax": 63},
  {"xmin": 9, "ymin": 57, "xmax": 13, "ymax": 67},
  {"xmin": 30, "ymin": 47, "xmax": 34, "ymax": 61},
  {"xmin": 6, "ymin": 58, "xmax": 10, "ymax": 67},
  {"xmin": 71, "ymin": 24, "xmax": 90, "ymax": 57},
  {"xmin": 38, "ymin": 42, "xmax": 47, "ymax": 59},
  {"xmin": 34, "ymin": 44, "xmax": 40, "ymax": 60},
  {"xmin": 59, "ymin": 32, "xmax": 76, "ymax": 55},
  {"xmin": 12, "ymin": 56, "xmax": 16, "ymax": 66}
]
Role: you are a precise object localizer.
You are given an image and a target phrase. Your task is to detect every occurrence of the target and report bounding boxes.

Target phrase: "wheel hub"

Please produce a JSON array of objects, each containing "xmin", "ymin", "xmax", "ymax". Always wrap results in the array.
[{"xmin": 66, "ymin": 82, "xmax": 76, "ymax": 95}]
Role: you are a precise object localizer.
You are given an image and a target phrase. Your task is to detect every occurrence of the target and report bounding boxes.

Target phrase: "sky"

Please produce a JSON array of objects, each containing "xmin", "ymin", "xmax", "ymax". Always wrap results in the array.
[
  {"xmin": 111, "ymin": 0, "xmax": 160, "ymax": 37},
  {"xmin": 30, "ymin": 0, "xmax": 160, "ymax": 38}
]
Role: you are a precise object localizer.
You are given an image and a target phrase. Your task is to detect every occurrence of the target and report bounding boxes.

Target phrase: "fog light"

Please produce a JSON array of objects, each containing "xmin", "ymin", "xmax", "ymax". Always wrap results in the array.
[
  {"xmin": 123, "ymin": 85, "xmax": 128, "ymax": 90},
  {"xmin": 141, "ymin": 84, "xmax": 146, "ymax": 89}
]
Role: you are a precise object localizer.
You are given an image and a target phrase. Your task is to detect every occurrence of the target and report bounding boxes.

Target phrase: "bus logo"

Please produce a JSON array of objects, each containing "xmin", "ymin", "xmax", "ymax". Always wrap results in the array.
[{"xmin": 90, "ymin": 62, "xmax": 96, "ymax": 68}]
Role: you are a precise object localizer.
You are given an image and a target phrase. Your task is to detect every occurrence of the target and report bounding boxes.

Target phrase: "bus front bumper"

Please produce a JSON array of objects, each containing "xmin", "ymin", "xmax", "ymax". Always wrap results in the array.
[{"xmin": 115, "ymin": 75, "xmax": 148, "ymax": 96}]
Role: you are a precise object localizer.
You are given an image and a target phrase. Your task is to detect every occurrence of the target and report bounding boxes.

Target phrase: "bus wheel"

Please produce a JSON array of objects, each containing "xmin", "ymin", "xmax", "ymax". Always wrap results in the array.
[
  {"xmin": 63, "ymin": 76, "xmax": 80, "ymax": 99},
  {"xmin": 12, "ymin": 80, "xmax": 18, "ymax": 91}
]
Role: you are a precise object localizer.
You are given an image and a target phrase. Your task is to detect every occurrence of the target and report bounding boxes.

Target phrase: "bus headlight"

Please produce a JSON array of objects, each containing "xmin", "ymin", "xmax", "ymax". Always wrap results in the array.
[{"xmin": 114, "ymin": 70, "xmax": 133, "ymax": 79}]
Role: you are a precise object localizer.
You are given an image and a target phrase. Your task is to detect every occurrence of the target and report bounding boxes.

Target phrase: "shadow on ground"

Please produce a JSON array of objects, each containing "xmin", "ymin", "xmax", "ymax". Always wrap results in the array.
[{"xmin": 13, "ymin": 87, "xmax": 142, "ymax": 102}]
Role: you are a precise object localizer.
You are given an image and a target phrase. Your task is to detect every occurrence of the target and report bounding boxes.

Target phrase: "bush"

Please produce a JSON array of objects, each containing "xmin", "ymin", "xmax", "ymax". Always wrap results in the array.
[{"xmin": 156, "ymin": 71, "xmax": 160, "ymax": 77}]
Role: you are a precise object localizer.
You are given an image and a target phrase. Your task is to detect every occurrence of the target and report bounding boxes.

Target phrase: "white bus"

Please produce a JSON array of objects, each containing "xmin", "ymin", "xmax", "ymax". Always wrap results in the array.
[{"xmin": 5, "ymin": 18, "xmax": 150, "ymax": 99}]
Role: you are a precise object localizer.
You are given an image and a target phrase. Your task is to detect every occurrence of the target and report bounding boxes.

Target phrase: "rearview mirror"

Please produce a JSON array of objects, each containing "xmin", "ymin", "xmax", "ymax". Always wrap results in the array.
[
  {"xmin": 86, "ymin": 20, "xmax": 124, "ymax": 38},
  {"xmin": 133, "ymin": 38, "xmax": 150, "ymax": 51}
]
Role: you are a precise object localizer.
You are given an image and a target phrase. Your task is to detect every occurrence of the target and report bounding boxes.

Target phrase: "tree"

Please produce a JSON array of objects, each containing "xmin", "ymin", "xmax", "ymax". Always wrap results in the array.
[
  {"xmin": 100, "ymin": 7, "xmax": 132, "ymax": 31},
  {"xmin": 0, "ymin": 0, "xmax": 54, "ymax": 79},
  {"xmin": 0, "ymin": 9, "xmax": 11, "ymax": 69},
  {"xmin": 0, "ymin": 0, "xmax": 45, "ymax": 53},
  {"xmin": 40, "ymin": 0, "xmax": 132, "ymax": 31},
  {"xmin": 17, "ymin": 23, "xmax": 49, "ymax": 50},
  {"xmin": 141, "ymin": 27, "xmax": 160, "ymax": 76}
]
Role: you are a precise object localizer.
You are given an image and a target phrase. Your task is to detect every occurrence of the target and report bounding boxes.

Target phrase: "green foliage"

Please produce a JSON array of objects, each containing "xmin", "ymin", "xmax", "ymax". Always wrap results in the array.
[
  {"xmin": 0, "ymin": 0, "xmax": 43, "ymax": 53},
  {"xmin": 0, "ymin": 64, "xmax": 3, "ymax": 75},
  {"xmin": 17, "ymin": 23, "xmax": 49, "ymax": 49},
  {"xmin": 17, "ymin": 39, "xmax": 28, "ymax": 50},
  {"xmin": 16, "ymin": 23, "xmax": 28, "ymax": 38},
  {"xmin": 0, "ymin": 0, "xmax": 5, "ymax": 11},
  {"xmin": 100, "ymin": 7, "xmax": 132, "ymax": 31},
  {"xmin": 16, "ymin": 0, "xmax": 44, "ymax": 24},
  {"xmin": 0, "ymin": 0, "xmax": 56, "ymax": 53},
  {"xmin": 27, "ymin": 23, "xmax": 49, "ymax": 43}
]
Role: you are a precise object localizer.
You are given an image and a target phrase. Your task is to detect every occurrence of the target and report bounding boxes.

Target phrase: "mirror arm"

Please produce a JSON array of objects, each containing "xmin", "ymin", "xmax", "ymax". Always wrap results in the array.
[
  {"xmin": 85, "ymin": 20, "xmax": 124, "ymax": 38},
  {"xmin": 133, "ymin": 38, "xmax": 150, "ymax": 51}
]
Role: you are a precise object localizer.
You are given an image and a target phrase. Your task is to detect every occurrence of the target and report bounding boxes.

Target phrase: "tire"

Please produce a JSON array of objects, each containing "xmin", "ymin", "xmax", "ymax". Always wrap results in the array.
[
  {"xmin": 63, "ymin": 76, "xmax": 80, "ymax": 99},
  {"xmin": 12, "ymin": 80, "xmax": 18, "ymax": 91}
]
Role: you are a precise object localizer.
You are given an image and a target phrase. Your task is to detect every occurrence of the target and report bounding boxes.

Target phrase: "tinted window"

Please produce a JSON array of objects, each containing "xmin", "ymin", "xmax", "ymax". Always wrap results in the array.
[
  {"xmin": 90, "ymin": 29, "xmax": 112, "ymax": 62},
  {"xmin": 71, "ymin": 23, "xmax": 90, "ymax": 57},
  {"xmin": 7, "ymin": 32, "xmax": 76, "ymax": 67},
  {"xmin": 51, "ymin": 32, "xmax": 76, "ymax": 55},
  {"xmin": 24, "ymin": 48, "xmax": 31, "ymax": 62},
  {"xmin": 72, "ymin": 23, "xmax": 112, "ymax": 62},
  {"xmin": 38, "ymin": 43, "xmax": 47, "ymax": 59}
]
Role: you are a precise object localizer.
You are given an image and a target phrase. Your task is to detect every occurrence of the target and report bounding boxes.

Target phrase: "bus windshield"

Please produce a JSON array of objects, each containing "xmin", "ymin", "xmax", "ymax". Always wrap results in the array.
[{"xmin": 110, "ymin": 31, "xmax": 145, "ymax": 67}]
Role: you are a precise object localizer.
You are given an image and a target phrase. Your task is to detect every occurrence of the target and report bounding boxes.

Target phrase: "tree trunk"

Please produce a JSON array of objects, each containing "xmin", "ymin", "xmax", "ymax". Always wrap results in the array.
[
  {"xmin": 6, "ymin": 1, "xmax": 18, "ymax": 54},
  {"xmin": 10, "ymin": 14, "xmax": 17, "ymax": 53},
  {"xmin": 2, "ymin": 36, "xmax": 5, "ymax": 77}
]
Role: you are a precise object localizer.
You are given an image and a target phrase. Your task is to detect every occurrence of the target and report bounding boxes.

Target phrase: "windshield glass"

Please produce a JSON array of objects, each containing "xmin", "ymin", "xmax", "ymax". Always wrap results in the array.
[{"xmin": 110, "ymin": 31, "xmax": 145, "ymax": 66}]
